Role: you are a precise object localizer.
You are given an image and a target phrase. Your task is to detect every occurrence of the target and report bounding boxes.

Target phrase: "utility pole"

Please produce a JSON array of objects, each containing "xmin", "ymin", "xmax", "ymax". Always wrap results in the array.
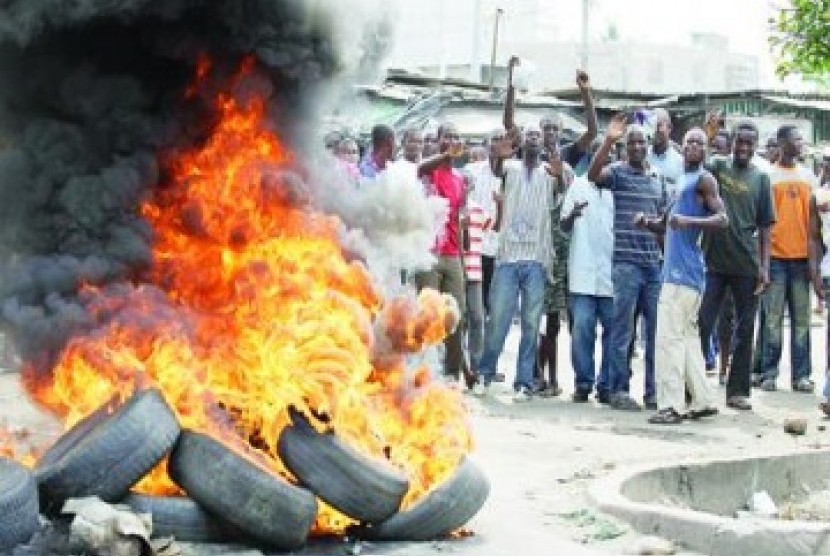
[
  {"xmin": 470, "ymin": 0, "xmax": 482, "ymax": 82},
  {"xmin": 580, "ymin": 0, "xmax": 590, "ymax": 70},
  {"xmin": 488, "ymin": 7, "xmax": 504, "ymax": 91}
]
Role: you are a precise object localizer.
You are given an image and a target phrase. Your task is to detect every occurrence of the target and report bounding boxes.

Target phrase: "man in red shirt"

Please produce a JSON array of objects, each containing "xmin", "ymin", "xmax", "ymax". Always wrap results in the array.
[{"xmin": 414, "ymin": 123, "xmax": 470, "ymax": 384}]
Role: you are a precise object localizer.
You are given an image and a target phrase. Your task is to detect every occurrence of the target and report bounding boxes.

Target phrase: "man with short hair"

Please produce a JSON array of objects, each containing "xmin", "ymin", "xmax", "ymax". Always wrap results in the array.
[
  {"xmin": 647, "ymin": 108, "xmax": 684, "ymax": 200},
  {"xmin": 756, "ymin": 125, "xmax": 820, "ymax": 393},
  {"xmin": 587, "ymin": 114, "xmax": 668, "ymax": 410},
  {"xmin": 359, "ymin": 124, "xmax": 396, "ymax": 179},
  {"xmin": 560, "ymin": 155, "xmax": 615, "ymax": 402},
  {"xmin": 642, "ymin": 128, "xmax": 728, "ymax": 424},
  {"xmin": 413, "ymin": 123, "xmax": 469, "ymax": 383},
  {"xmin": 698, "ymin": 121, "xmax": 775, "ymax": 411},
  {"xmin": 474, "ymin": 125, "xmax": 559, "ymax": 402},
  {"xmin": 388, "ymin": 127, "xmax": 423, "ymax": 179}
]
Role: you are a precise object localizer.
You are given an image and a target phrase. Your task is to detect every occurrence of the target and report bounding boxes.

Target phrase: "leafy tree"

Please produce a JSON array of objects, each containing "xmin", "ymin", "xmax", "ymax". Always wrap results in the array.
[{"xmin": 768, "ymin": 0, "xmax": 830, "ymax": 84}]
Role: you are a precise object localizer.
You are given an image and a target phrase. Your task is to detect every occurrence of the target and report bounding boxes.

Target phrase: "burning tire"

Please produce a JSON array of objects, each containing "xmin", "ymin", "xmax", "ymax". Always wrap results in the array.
[
  {"xmin": 168, "ymin": 430, "xmax": 317, "ymax": 550},
  {"xmin": 277, "ymin": 410, "xmax": 408, "ymax": 523},
  {"xmin": 359, "ymin": 457, "xmax": 489, "ymax": 541},
  {"xmin": 35, "ymin": 388, "xmax": 180, "ymax": 511},
  {"xmin": 122, "ymin": 494, "xmax": 242, "ymax": 543},
  {"xmin": 0, "ymin": 457, "xmax": 40, "ymax": 550}
]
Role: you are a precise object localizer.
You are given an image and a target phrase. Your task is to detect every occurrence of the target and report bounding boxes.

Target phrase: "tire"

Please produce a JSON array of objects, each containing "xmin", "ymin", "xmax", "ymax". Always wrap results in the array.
[
  {"xmin": 359, "ymin": 457, "xmax": 490, "ymax": 541},
  {"xmin": 168, "ymin": 430, "xmax": 317, "ymax": 550},
  {"xmin": 277, "ymin": 410, "xmax": 408, "ymax": 523},
  {"xmin": 0, "ymin": 457, "xmax": 40, "ymax": 550},
  {"xmin": 35, "ymin": 388, "xmax": 180, "ymax": 512},
  {"xmin": 122, "ymin": 494, "xmax": 243, "ymax": 543}
]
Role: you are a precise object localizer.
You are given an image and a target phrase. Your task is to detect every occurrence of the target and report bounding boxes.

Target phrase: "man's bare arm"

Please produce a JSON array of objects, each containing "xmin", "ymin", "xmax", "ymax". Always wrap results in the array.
[
  {"xmin": 572, "ymin": 70, "xmax": 598, "ymax": 153},
  {"xmin": 809, "ymin": 195, "xmax": 825, "ymax": 299},
  {"xmin": 670, "ymin": 174, "xmax": 728, "ymax": 230}
]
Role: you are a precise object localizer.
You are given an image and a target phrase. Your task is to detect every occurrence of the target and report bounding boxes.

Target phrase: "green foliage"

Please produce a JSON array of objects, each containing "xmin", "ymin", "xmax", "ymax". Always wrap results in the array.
[{"xmin": 769, "ymin": 0, "xmax": 830, "ymax": 84}]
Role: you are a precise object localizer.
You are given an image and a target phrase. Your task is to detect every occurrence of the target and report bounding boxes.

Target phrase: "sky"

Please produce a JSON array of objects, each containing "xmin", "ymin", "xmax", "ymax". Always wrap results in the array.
[{"xmin": 499, "ymin": 0, "xmax": 806, "ymax": 90}]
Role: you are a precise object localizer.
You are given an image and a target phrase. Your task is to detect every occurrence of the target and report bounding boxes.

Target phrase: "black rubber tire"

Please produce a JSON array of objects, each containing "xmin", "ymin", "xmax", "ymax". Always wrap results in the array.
[
  {"xmin": 35, "ymin": 388, "xmax": 180, "ymax": 512},
  {"xmin": 277, "ymin": 410, "xmax": 408, "ymax": 523},
  {"xmin": 168, "ymin": 430, "xmax": 317, "ymax": 550},
  {"xmin": 122, "ymin": 494, "xmax": 243, "ymax": 543},
  {"xmin": 359, "ymin": 457, "xmax": 490, "ymax": 541},
  {"xmin": 0, "ymin": 457, "xmax": 40, "ymax": 550}
]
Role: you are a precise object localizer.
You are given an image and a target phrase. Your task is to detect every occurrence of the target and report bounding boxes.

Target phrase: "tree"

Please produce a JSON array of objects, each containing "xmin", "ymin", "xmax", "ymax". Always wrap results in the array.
[{"xmin": 768, "ymin": 0, "xmax": 830, "ymax": 84}]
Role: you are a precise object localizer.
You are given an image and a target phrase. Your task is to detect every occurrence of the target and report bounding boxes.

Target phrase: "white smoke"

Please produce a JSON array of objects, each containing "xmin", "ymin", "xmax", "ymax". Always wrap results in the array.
[{"xmin": 311, "ymin": 157, "xmax": 447, "ymax": 293}]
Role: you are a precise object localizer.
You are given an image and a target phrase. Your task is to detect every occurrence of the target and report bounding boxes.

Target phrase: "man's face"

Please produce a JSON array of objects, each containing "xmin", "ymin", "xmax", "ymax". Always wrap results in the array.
[
  {"xmin": 733, "ymin": 129, "xmax": 758, "ymax": 166},
  {"xmin": 488, "ymin": 132, "xmax": 505, "ymax": 158},
  {"xmin": 653, "ymin": 119, "xmax": 671, "ymax": 146},
  {"xmin": 337, "ymin": 140, "xmax": 359, "ymax": 164},
  {"xmin": 626, "ymin": 130, "xmax": 647, "ymax": 163},
  {"xmin": 713, "ymin": 135, "xmax": 731, "ymax": 156},
  {"xmin": 539, "ymin": 118, "xmax": 560, "ymax": 150},
  {"xmin": 402, "ymin": 131, "xmax": 423, "ymax": 161},
  {"xmin": 438, "ymin": 125, "xmax": 460, "ymax": 154},
  {"xmin": 422, "ymin": 133, "xmax": 439, "ymax": 157},
  {"xmin": 523, "ymin": 128, "xmax": 543, "ymax": 156},
  {"xmin": 682, "ymin": 131, "xmax": 707, "ymax": 164},
  {"xmin": 781, "ymin": 130, "xmax": 804, "ymax": 159}
]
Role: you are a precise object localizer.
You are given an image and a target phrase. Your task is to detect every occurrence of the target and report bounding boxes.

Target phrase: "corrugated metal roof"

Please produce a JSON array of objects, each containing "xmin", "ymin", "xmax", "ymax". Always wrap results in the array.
[{"xmin": 760, "ymin": 95, "xmax": 830, "ymax": 112}]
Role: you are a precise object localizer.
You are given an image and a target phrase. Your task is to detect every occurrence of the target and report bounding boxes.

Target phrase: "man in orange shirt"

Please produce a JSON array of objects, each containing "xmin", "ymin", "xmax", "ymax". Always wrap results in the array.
[{"xmin": 756, "ymin": 125, "xmax": 822, "ymax": 392}]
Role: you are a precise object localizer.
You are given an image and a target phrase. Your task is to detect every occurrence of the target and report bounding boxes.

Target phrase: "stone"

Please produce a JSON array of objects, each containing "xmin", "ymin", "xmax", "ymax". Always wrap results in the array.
[
  {"xmin": 624, "ymin": 535, "xmax": 676, "ymax": 555},
  {"xmin": 784, "ymin": 417, "xmax": 808, "ymax": 436}
]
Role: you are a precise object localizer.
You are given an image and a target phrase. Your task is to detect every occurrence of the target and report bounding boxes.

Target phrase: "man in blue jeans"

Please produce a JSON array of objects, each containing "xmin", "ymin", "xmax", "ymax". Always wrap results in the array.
[
  {"xmin": 587, "ymin": 114, "xmax": 667, "ymax": 411},
  {"xmin": 560, "ymin": 174, "xmax": 614, "ymax": 402},
  {"xmin": 474, "ymin": 126, "xmax": 561, "ymax": 402}
]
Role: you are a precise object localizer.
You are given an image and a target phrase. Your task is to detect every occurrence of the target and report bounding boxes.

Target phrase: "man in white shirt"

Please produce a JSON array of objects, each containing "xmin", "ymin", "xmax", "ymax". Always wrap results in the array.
[
  {"xmin": 647, "ymin": 108, "xmax": 684, "ymax": 200},
  {"xmin": 560, "ymin": 175, "xmax": 615, "ymax": 402}
]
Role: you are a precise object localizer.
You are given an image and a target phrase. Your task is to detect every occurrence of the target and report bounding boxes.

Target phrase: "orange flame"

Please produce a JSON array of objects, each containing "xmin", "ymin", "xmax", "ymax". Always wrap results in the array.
[{"xmin": 24, "ymin": 60, "xmax": 473, "ymax": 532}]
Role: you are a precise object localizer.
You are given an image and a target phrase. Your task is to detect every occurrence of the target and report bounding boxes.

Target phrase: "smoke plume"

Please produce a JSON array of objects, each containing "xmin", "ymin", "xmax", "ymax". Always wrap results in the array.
[{"xmin": 0, "ymin": 0, "xmax": 393, "ymax": 369}]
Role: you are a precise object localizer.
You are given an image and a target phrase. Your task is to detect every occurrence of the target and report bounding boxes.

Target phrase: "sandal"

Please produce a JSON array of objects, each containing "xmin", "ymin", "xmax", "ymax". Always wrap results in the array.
[
  {"xmin": 726, "ymin": 396, "xmax": 752, "ymax": 411},
  {"xmin": 648, "ymin": 408, "xmax": 683, "ymax": 425},
  {"xmin": 688, "ymin": 407, "xmax": 719, "ymax": 420}
]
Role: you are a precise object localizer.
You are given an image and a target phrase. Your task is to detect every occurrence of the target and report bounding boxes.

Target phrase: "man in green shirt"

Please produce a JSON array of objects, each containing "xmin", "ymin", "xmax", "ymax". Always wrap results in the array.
[{"xmin": 698, "ymin": 121, "xmax": 776, "ymax": 411}]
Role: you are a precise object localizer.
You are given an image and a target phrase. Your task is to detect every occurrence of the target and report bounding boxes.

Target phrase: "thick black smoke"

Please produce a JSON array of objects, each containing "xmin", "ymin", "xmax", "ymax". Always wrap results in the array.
[{"xmin": 0, "ymin": 0, "xmax": 341, "ymax": 369}]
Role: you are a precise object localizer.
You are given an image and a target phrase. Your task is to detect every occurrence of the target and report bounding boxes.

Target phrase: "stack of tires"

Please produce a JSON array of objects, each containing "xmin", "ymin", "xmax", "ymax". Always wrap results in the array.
[{"xmin": 22, "ymin": 388, "xmax": 488, "ymax": 551}]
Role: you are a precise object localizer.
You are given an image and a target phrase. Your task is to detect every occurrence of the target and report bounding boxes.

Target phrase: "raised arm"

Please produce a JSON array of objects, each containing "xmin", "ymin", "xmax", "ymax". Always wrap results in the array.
[
  {"xmin": 572, "ymin": 70, "xmax": 598, "ymax": 153},
  {"xmin": 587, "ymin": 112, "xmax": 626, "ymax": 186},
  {"xmin": 502, "ymin": 56, "xmax": 521, "ymax": 140}
]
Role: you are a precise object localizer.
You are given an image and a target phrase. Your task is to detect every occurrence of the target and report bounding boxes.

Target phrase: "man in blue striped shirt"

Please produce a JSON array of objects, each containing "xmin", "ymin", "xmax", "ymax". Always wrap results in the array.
[{"xmin": 587, "ymin": 114, "xmax": 667, "ymax": 411}]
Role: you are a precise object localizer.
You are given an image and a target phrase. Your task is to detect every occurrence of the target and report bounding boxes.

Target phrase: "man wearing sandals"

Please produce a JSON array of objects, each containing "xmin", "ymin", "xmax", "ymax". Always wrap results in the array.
[
  {"xmin": 639, "ymin": 128, "xmax": 728, "ymax": 424},
  {"xmin": 587, "ymin": 115, "xmax": 667, "ymax": 411}
]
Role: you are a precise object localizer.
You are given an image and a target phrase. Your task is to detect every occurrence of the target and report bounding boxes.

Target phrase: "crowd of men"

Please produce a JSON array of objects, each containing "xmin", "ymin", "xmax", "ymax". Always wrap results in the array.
[{"xmin": 327, "ymin": 57, "xmax": 830, "ymax": 425}]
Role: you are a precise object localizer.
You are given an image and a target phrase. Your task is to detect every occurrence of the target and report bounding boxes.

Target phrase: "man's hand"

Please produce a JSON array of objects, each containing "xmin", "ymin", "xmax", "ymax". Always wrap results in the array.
[
  {"xmin": 633, "ymin": 212, "xmax": 648, "ymax": 229},
  {"xmin": 576, "ymin": 70, "xmax": 591, "ymax": 93},
  {"xmin": 546, "ymin": 150, "xmax": 563, "ymax": 178},
  {"xmin": 492, "ymin": 191, "xmax": 504, "ymax": 204},
  {"xmin": 448, "ymin": 140, "xmax": 466, "ymax": 159},
  {"xmin": 507, "ymin": 55, "xmax": 520, "ymax": 85},
  {"xmin": 813, "ymin": 272, "xmax": 825, "ymax": 301},
  {"xmin": 569, "ymin": 201, "xmax": 589, "ymax": 220},
  {"xmin": 753, "ymin": 268, "xmax": 769, "ymax": 296},
  {"xmin": 605, "ymin": 113, "xmax": 627, "ymax": 143},
  {"xmin": 669, "ymin": 214, "xmax": 690, "ymax": 230}
]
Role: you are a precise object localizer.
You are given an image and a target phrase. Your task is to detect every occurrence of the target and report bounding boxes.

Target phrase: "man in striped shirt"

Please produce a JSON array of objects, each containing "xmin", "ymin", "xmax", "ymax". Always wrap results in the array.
[
  {"xmin": 462, "ymin": 195, "xmax": 490, "ymax": 384},
  {"xmin": 474, "ymin": 126, "xmax": 560, "ymax": 402},
  {"xmin": 587, "ymin": 114, "xmax": 668, "ymax": 411}
]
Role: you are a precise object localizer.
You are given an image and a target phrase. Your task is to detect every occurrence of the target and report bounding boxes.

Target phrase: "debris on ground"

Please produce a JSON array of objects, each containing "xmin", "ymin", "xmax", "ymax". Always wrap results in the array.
[
  {"xmin": 62, "ymin": 497, "xmax": 182, "ymax": 556},
  {"xmin": 558, "ymin": 509, "xmax": 627, "ymax": 542},
  {"xmin": 623, "ymin": 535, "xmax": 676, "ymax": 555},
  {"xmin": 784, "ymin": 417, "xmax": 808, "ymax": 436},
  {"xmin": 740, "ymin": 491, "xmax": 778, "ymax": 518}
]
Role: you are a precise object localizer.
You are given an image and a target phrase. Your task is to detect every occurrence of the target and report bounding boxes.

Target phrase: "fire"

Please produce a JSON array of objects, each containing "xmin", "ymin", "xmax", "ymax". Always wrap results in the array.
[{"xmin": 23, "ymin": 60, "xmax": 473, "ymax": 532}]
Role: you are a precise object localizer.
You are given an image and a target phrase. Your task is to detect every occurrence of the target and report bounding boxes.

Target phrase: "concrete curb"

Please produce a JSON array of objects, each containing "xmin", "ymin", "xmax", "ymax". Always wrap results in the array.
[{"xmin": 589, "ymin": 450, "xmax": 830, "ymax": 556}]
